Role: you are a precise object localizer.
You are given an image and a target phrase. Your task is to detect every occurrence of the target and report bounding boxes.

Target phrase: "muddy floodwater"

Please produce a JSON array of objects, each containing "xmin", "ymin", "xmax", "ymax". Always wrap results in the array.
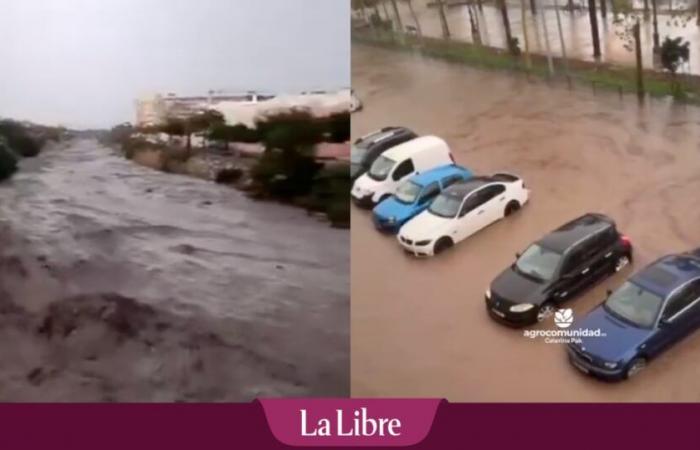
[
  {"xmin": 0, "ymin": 139, "xmax": 348, "ymax": 401},
  {"xmin": 352, "ymin": 45, "xmax": 700, "ymax": 401}
]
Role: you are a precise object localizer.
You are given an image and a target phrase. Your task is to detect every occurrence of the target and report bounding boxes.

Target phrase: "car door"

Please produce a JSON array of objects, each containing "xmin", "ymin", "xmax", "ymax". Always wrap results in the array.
[
  {"xmin": 478, "ymin": 184, "xmax": 507, "ymax": 224},
  {"xmin": 553, "ymin": 242, "xmax": 596, "ymax": 303},
  {"xmin": 388, "ymin": 158, "xmax": 416, "ymax": 193},
  {"xmin": 580, "ymin": 230, "xmax": 613, "ymax": 282},
  {"xmin": 454, "ymin": 189, "xmax": 490, "ymax": 242},
  {"xmin": 416, "ymin": 182, "xmax": 441, "ymax": 212},
  {"xmin": 645, "ymin": 280, "xmax": 700, "ymax": 357}
]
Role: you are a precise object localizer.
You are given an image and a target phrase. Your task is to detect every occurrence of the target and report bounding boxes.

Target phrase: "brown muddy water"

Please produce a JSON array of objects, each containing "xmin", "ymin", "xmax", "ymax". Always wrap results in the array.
[
  {"xmin": 0, "ymin": 139, "xmax": 348, "ymax": 401},
  {"xmin": 352, "ymin": 45, "xmax": 700, "ymax": 401}
]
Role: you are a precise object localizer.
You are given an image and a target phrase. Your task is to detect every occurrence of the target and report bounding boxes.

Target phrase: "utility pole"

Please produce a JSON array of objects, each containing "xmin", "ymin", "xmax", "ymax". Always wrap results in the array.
[
  {"xmin": 499, "ymin": 0, "xmax": 517, "ymax": 55},
  {"xmin": 634, "ymin": 19, "xmax": 644, "ymax": 101},
  {"xmin": 521, "ymin": 0, "xmax": 531, "ymax": 68},
  {"xmin": 652, "ymin": 0, "xmax": 660, "ymax": 50},
  {"xmin": 553, "ymin": 0, "xmax": 569, "ymax": 74}
]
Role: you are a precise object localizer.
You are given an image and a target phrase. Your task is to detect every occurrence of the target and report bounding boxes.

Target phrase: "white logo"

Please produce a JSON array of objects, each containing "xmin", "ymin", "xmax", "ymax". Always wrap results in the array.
[{"xmin": 554, "ymin": 308, "xmax": 574, "ymax": 329}]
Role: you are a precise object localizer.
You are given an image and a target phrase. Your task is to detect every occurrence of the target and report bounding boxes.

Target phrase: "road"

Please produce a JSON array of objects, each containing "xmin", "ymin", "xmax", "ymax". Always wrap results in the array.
[
  {"xmin": 0, "ymin": 138, "xmax": 348, "ymax": 401},
  {"xmin": 351, "ymin": 45, "xmax": 700, "ymax": 401}
]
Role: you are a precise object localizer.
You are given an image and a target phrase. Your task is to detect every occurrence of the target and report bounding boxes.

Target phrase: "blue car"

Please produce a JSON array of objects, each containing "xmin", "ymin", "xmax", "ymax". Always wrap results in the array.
[
  {"xmin": 371, "ymin": 164, "xmax": 473, "ymax": 233},
  {"xmin": 568, "ymin": 248, "xmax": 700, "ymax": 380}
]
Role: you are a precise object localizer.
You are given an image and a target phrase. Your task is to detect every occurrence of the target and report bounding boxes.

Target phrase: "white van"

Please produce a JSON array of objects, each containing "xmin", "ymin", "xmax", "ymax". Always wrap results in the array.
[{"xmin": 351, "ymin": 135, "xmax": 454, "ymax": 207}]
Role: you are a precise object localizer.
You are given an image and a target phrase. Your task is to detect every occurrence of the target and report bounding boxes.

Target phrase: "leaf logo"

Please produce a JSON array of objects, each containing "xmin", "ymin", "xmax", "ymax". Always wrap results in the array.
[{"xmin": 554, "ymin": 308, "xmax": 574, "ymax": 329}]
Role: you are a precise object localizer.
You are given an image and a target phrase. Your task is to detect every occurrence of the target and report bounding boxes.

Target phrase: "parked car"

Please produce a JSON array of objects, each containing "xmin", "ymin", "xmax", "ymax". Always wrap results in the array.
[
  {"xmin": 372, "ymin": 164, "xmax": 473, "ymax": 233},
  {"xmin": 567, "ymin": 248, "xmax": 700, "ymax": 380},
  {"xmin": 351, "ymin": 135, "xmax": 453, "ymax": 208},
  {"xmin": 486, "ymin": 213, "xmax": 632, "ymax": 326},
  {"xmin": 350, "ymin": 127, "xmax": 417, "ymax": 181},
  {"xmin": 397, "ymin": 173, "xmax": 528, "ymax": 257}
]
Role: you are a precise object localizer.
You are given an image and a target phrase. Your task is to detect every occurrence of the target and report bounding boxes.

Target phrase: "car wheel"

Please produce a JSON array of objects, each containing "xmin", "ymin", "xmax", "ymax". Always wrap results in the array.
[
  {"xmin": 504, "ymin": 200, "xmax": 521, "ymax": 217},
  {"xmin": 614, "ymin": 254, "xmax": 631, "ymax": 272},
  {"xmin": 625, "ymin": 357, "xmax": 646, "ymax": 379},
  {"xmin": 536, "ymin": 302, "xmax": 555, "ymax": 322},
  {"xmin": 433, "ymin": 237, "xmax": 453, "ymax": 255}
]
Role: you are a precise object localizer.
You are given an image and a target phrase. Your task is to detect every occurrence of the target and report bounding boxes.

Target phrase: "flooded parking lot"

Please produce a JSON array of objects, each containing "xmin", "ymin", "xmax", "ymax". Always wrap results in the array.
[
  {"xmin": 351, "ymin": 45, "xmax": 700, "ymax": 401},
  {"xmin": 0, "ymin": 139, "xmax": 348, "ymax": 401}
]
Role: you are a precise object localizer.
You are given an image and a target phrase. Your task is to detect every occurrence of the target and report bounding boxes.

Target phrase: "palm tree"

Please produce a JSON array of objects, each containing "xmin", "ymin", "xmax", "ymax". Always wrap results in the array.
[
  {"xmin": 587, "ymin": 0, "xmax": 601, "ymax": 58},
  {"xmin": 403, "ymin": 0, "xmax": 423, "ymax": 36},
  {"xmin": 498, "ymin": 0, "xmax": 517, "ymax": 55},
  {"xmin": 521, "ymin": 0, "xmax": 532, "ymax": 68},
  {"xmin": 390, "ymin": 0, "xmax": 404, "ymax": 32},
  {"xmin": 436, "ymin": 0, "xmax": 451, "ymax": 38}
]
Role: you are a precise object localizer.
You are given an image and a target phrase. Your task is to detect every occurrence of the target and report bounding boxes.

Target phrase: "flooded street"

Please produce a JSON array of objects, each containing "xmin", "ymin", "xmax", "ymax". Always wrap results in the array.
[
  {"xmin": 387, "ymin": 0, "xmax": 700, "ymax": 73},
  {"xmin": 0, "ymin": 139, "xmax": 348, "ymax": 401},
  {"xmin": 352, "ymin": 45, "xmax": 700, "ymax": 401}
]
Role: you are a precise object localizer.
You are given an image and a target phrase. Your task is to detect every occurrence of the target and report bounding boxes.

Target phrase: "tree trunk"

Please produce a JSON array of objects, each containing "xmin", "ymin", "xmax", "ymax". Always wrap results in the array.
[
  {"xmin": 469, "ymin": 5, "xmax": 482, "ymax": 45},
  {"xmin": 407, "ymin": 0, "xmax": 423, "ymax": 36},
  {"xmin": 390, "ymin": 0, "xmax": 404, "ymax": 32},
  {"xmin": 600, "ymin": 0, "xmax": 606, "ymax": 18},
  {"xmin": 521, "ymin": 0, "xmax": 532, "ymax": 68},
  {"xmin": 568, "ymin": 0, "xmax": 574, "ymax": 12},
  {"xmin": 437, "ymin": 0, "xmax": 451, "ymax": 39},
  {"xmin": 643, "ymin": 0, "xmax": 649, "ymax": 18},
  {"xmin": 499, "ymin": 0, "xmax": 516, "ymax": 55},
  {"xmin": 697, "ymin": 0, "xmax": 699, "ymax": 25},
  {"xmin": 553, "ymin": 0, "xmax": 569, "ymax": 74},
  {"xmin": 381, "ymin": 0, "xmax": 391, "ymax": 21},
  {"xmin": 587, "ymin": 0, "xmax": 601, "ymax": 59},
  {"xmin": 633, "ymin": 20, "xmax": 644, "ymax": 101},
  {"xmin": 530, "ymin": 0, "xmax": 537, "ymax": 14},
  {"xmin": 539, "ymin": 2, "xmax": 554, "ymax": 75},
  {"xmin": 652, "ymin": 0, "xmax": 659, "ymax": 50},
  {"xmin": 362, "ymin": 0, "xmax": 376, "ymax": 33},
  {"xmin": 477, "ymin": 0, "xmax": 483, "ymax": 11}
]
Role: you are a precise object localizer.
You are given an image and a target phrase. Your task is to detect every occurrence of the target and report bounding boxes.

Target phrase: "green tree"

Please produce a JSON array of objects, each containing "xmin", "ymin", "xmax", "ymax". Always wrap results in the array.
[
  {"xmin": 0, "ymin": 139, "xmax": 18, "ymax": 181},
  {"xmin": 660, "ymin": 36, "xmax": 690, "ymax": 96}
]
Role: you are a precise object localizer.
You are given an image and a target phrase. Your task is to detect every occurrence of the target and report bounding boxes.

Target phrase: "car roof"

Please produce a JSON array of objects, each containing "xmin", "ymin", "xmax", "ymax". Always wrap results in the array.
[
  {"xmin": 632, "ymin": 254, "xmax": 700, "ymax": 298},
  {"xmin": 538, "ymin": 213, "xmax": 615, "ymax": 253},
  {"xmin": 381, "ymin": 135, "xmax": 447, "ymax": 160},
  {"xmin": 409, "ymin": 164, "xmax": 467, "ymax": 186},
  {"xmin": 441, "ymin": 177, "xmax": 494, "ymax": 198},
  {"xmin": 355, "ymin": 127, "xmax": 414, "ymax": 147}
]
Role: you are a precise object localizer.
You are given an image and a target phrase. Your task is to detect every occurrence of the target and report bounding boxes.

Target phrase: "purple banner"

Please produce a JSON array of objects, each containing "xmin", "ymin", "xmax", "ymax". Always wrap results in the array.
[{"xmin": 0, "ymin": 401, "xmax": 697, "ymax": 448}]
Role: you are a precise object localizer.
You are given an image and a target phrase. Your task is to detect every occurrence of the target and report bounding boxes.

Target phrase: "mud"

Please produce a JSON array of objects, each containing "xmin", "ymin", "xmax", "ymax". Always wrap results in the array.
[
  {"xmin": 0, "ymin": 139, "xmax": 348, "ymax": 401},
  {"xmin": 351, "ymin": 45, "xmax": 700, "ymax": 401}
]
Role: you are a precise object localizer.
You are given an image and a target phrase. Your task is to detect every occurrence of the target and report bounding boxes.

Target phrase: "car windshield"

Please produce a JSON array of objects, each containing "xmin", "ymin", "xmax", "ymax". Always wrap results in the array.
[
  {"xmin": 428, "ymin": 193, "xmax": 461, "ymax": 218},
  {"xmin": 394, "ymin": 180, "xmax": 422, "ymax": 204},
  {"xmin": 368, "ymin": 155, "xmax": 396, "ymax": 181},
  {"xmin": 514, "ymin": 244, "xmax": 562, "ymax": 282},
  {"xmin": 604, "ymin": 281, "xmax": 664, "ymax": 328},
  {"xmin": 350, "ymin": 143, "xmax": 368, "ymax": 165}
]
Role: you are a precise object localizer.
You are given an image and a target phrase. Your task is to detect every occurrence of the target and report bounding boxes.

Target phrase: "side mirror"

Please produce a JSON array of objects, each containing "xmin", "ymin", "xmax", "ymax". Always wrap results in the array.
[{"xmin": 606, "ymin": 289, "xmax": 613, "ymax": 298}]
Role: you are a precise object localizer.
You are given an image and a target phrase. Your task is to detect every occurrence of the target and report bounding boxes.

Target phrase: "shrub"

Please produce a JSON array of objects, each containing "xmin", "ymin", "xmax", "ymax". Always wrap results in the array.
[
  {"xmin": 309, "ymin": 163, "xmax": 350, "ymax": 227},
  {"xmin": 250, "ymin": 148, "xmax": 323, "ymax": 199},
  {"xmin": 0, "ymin": 141, "xmax": 18, "ymax": 181},
  {"xmin": 0, "ymin": 120, "xmax": 41, "ymax": 157},
  {"xmin": 215, "ymin": 167, "xmax": 244, "ymax": 184}
]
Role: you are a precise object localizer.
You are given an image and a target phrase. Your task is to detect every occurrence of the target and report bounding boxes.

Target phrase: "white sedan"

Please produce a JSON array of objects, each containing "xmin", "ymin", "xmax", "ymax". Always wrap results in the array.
[{"xmin": 397, "ymin": 173, "xmax": 530, "ymax": 257}]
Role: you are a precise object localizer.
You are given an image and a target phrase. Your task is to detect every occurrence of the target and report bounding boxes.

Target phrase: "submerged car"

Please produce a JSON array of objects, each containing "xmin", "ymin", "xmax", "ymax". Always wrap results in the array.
[
  {"xmin": 568, "ymin": 248, "xmax": 700, "ymax": 380},
  {"xmin": 397, "ymin": 173, "xmax": 528, "ymax": 257},
  {"xmin": 350, "ymin": 127, "xmax": 417, "ymax": 181},
  {"xmin": 486, "ymin": 213, "xmax": 632, "ymax": 326},
  {"xmin": 352, "ymin": 135, "xmax": 454, "ymax": 208},
  {"xmin": 372, "ymin": 164, "xmax": 473, "ymax": 233}
]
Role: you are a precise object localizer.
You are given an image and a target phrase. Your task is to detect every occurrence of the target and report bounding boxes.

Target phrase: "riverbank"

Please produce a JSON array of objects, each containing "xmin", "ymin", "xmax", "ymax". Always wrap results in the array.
[{"xmin": 353, "ymin": 29, "xmax": 700, "ymax": 102}]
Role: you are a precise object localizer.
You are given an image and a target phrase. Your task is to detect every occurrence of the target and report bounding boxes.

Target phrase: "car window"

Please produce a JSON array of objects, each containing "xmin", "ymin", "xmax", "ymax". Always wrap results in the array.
[
  {"xmin": 662, "ymin": 279, "xmax": 700, "ymax": 321},
  {"xmin": 441, "ymin": 174, "xmax": 464, "ymax": 189},
  {"xmin": 419, "ymin": 182, "xmax": 441, "ymax": 204},
  {"xmin": 459, "ymin": 191, "xmax": 482, "ymax": 216},
  {"xmin": 392, "ymin": 159, "xmax": 415, "ymax": 181},
  {"xmin": 481, "ymin": 184, "xmax": 506, "ymax": 202},
  {"xmin": 561, "ymin": 246, "xmax": 586, "ymax": 275}
]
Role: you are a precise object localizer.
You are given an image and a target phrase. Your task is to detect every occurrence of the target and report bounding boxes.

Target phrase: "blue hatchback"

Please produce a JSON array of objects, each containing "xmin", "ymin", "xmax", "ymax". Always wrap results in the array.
[
  {"xmin": 371, "ymin": 164, "xmax": 473, "ymax": 233},
  {"xmin": 568, "ymin": 248, "xmax": 700, "ymax": 380}
]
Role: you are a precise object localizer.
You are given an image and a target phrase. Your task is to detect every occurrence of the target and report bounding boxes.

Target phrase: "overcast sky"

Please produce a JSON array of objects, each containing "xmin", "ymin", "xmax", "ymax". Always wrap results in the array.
[{"xmin": 0, "ymin": 0, "xmax": 349, "ymax": 129}]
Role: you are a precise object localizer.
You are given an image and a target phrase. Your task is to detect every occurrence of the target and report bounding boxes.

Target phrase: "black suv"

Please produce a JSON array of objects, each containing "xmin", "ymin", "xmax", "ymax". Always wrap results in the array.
[
  {"xmin": 486, "ymin": 213, "xmax": 633, "ymax": 326},
  {"xmin": 350, "ymin": 127, "xmax": 418, "ymax": 180}
]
